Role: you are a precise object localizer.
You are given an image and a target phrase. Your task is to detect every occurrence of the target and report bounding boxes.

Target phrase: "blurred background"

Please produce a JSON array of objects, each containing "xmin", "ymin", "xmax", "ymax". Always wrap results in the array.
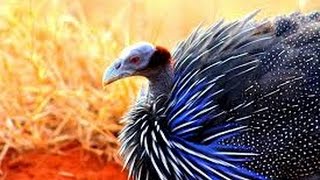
[{"xmin": 0, "ymin": 0, "xmax": 319, "ymax": 179}]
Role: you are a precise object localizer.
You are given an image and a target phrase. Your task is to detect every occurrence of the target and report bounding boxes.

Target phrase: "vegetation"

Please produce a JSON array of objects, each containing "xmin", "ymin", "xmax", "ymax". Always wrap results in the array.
[{"xmin": 0, "ymin": 0, "xmax": 318, "ymax": 164}]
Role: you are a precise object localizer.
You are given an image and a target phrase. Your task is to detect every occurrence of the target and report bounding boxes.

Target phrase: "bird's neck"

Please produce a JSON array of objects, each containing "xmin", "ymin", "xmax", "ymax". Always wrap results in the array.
[{"xmin": 147, "ymin": 64, "xmax": 174, "ymax": 99}]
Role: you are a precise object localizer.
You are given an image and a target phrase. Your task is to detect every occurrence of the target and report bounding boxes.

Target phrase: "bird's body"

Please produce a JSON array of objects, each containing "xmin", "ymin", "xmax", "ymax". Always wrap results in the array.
[{"xmin": 103, "ymin": 12, "xmax": 320, "ymax": 180}]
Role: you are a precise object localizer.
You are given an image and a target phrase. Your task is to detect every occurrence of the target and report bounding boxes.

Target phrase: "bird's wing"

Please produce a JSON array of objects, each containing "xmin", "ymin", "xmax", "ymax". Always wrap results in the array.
[{"xmin": 165, "ymin": 11, "xmax": 320, "ymax": 140}]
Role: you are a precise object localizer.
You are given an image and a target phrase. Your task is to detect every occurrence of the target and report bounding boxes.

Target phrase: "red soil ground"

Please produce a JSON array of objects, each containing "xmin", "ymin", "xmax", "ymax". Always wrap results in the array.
[{"xmin": 0, "ymin": 143, "xmax": 127, "ymax": 180}]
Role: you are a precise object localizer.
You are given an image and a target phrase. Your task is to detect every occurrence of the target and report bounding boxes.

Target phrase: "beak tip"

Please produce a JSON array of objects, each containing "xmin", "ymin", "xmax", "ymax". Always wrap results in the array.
[
  {"xmin": 102, "ymin": 68, "xmax": 113, "ymax": 88},
  {"xmin": 102, "ymin": 79, "xmax": 111, "ymax": 88}
]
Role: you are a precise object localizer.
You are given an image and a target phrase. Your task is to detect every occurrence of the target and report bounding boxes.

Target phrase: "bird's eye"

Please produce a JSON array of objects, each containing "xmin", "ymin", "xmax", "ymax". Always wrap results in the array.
[
  {"xmin": 114, "ymin": 62, "xmax": 121, "ymax": 69},
  {"xmin": 129, "ymin": 56, "xmax": 140, "ymax": 64}
]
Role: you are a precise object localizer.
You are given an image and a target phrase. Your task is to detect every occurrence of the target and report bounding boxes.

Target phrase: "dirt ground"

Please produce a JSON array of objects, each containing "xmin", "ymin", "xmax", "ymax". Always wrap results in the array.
[{"xmin": 0, "ymin": 143, "xmax": 127, "ymax": 180}]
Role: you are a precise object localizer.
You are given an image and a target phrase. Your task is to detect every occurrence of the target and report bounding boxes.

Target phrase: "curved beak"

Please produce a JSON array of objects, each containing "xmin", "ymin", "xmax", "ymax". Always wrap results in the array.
[{"xmin": 102, "ymin": 61, "xmax": 131, "ymax": 87}]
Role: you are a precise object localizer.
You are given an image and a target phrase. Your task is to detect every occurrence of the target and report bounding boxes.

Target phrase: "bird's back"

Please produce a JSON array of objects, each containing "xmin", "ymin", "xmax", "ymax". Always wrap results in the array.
[{"xmin": 221, "ymin": 12, "xmax": 320, "ymax": 178}]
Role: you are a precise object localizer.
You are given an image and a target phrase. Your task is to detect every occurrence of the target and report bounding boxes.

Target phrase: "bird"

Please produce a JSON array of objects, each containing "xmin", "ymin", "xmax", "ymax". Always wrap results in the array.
[{"xmin": 102, "ymin": 11, "xmax": 320, "ymax": 180}]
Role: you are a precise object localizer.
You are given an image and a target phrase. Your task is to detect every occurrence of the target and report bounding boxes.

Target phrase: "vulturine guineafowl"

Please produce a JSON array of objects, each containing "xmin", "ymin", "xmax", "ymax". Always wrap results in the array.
[{"xmin": 102, "ymin": 12, "xmax": 320, "ymax": 180}]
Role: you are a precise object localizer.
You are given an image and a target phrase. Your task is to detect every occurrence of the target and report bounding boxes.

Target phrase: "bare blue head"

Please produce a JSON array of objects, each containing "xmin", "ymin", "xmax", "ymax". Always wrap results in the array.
[{"xmin": 102, "ymin": 42, "xmax": 173, "ymax": 96}]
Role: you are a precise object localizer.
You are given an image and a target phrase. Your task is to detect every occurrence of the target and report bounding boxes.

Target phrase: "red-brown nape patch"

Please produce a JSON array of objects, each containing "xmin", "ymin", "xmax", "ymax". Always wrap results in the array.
[{"xmin": 148, "ymin": 46, "xmax": 171, "ymax": 68}]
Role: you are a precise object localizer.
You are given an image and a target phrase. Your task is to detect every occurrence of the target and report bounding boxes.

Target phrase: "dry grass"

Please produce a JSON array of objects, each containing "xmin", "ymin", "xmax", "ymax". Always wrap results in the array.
[{"xmin": 0, "ymin": 0, "xmax": 319, "ymax": 164}]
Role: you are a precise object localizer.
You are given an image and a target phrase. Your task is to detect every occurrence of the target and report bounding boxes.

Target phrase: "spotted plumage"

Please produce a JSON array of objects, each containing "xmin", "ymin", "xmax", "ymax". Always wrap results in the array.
[{"xmin": 103, "ymin": 11, "xmax": 320, "ymax": 180}]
